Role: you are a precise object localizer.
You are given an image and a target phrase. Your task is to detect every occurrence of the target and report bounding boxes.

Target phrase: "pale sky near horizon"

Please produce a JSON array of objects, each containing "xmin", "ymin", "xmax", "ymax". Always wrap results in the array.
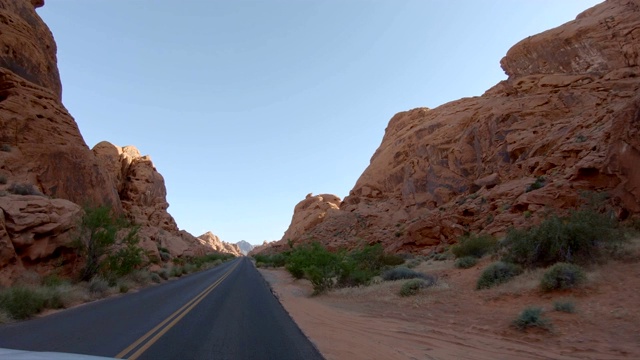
[{"xmin": 38, "ymin": 1, "xmax": 602, "ymax": 245}]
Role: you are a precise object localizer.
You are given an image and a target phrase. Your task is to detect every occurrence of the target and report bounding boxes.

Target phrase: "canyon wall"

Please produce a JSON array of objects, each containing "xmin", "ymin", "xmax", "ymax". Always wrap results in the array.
[{"xmin": 268, "ymin": 0, "xmax": 640, "ymax": 254}]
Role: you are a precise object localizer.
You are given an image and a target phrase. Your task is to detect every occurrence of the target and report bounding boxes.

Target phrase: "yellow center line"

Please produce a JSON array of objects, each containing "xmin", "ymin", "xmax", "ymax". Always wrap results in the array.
[{"xmin": 115, "ymin": 261, "xmax": 239, "ymax": 359}]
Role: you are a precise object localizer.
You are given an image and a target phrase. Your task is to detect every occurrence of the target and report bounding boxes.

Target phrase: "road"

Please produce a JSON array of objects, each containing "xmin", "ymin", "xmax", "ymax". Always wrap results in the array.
[{"xmin": 0, "ymin": 257, "xmax": 324, "ymax": 360}]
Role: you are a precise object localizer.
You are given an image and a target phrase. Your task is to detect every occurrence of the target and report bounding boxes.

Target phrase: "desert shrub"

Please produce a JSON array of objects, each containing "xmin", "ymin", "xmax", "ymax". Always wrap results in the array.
[
  {"xmin": 406, "ymin": 259, "xmax": 421, "ymax": 268},
  {"xmin": 41, "ymin": 274, "xmax": 67, "ymax": 287},
  {"xmin": 38, "ymin": 287, "xmax": 64, "ymax": 310},
  {"xmin": 501, "ymin": 209, "xmax": 623, "ymax": 268},
  {"xmin": 0, "ymin": 175, "xmax": 6, "ymax": 184},
  {"xmin": 159, "ymin": 249, "xmax": 171, "ymax": 262},
  {"xmin": 0, "ymin": 287, "xmax": 45, "ymax": 320},
  {"xmin": 381, "ymin": 253, "xmax": 405, "ymax": 266},
  {"xmin": 526, "ymin": 176, "xmax": 546, "ymax": 192},
  {"xmin": 0, "ymin": 144, "xmax": 11, "ymax": 152},
  {"xmin": 7, "ymin": 183, "xmax": 41, "ymax": 196},
  {"xmin": 253, "ymin": 253, "xmax": 287, "ymax": 268},
  {"xmin": 455, "ymin": 256, "xmax": 478, "ymax": 269},
  {"xmin": 399, "ymin": 278, "xmax": 434, "ymax": 297},
  {"xmin": 512, "ymin": 307, "xmax": 551, "ymax": 330},
  {"xmin": 433, "ymin": 252, "xmax": 452, "ymax": 261},
  {"xmin": 103, "ymin": 228, "xmax": 144, "ymax": 280},
  {"xmin": 75, "ymin": 206, "xmax": 143, "ymax": 281},
  {"xmin": 183, "ymin": 263, "xmax": 196, "ymax": 274},
  {"xmin": 476, "ymin": 262, "xmax": 523, "ymax": 290},
  {"xmin": 554, "ymin": 300, "xmax": 576, "ymax": 313},
  {"xmin": 540, "ymin": 263, "xmax": 586, "ymax": 292},
  {"xmin": 89, "ymin": 277, "xmax": 109, "ymax": 295},
  {"xmin": 170, "ymin": 266, "xmax": 184, "ymax": 277},
  {"xmin": 382, "ymin": 266, "xmax": 427, "ymax": 281},
  {"xmin": 157, "ymin": 269, "xmax": 170, "ymax": 280},
  {"xmin": 148, "ymin": 272, "xmax": 161, "ymax": 283},
  {"xmin": 127, "ymin": 270, "xmax": 153, "ymax": 285},
  {"xmin": 119, "ymin": 283, "xmax": 129, "ymax": 293},
  {"xmin": 452, "ymin": 233, "xmax": 497, "ymax": 259}
]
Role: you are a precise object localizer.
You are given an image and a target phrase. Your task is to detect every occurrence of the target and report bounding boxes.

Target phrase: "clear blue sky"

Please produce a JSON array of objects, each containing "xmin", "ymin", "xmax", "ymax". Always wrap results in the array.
[{"xmin": 38, "ymin": 1, "xmax": 602, "ymax": 245}]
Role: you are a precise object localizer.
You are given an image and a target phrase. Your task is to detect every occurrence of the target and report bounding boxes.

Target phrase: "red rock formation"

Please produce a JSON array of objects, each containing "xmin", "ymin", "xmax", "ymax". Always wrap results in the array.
[
  {"xmin": 272, "ymin": 0, "xmax": 640, "ymax": 254},
  {"xmin": 0, "ymin": 0, "xmax": 121, "ymax": 208},
  {"xmin": 0, "ymin": 0, "xmax": 226, "ymax": 283},
  {"xmin": 0, "ymin": 195, "xmax": 81, "ymax": 285},
  {"xmin": 197, "ymin": 232, "xmax": 243, "ymax": 257}
]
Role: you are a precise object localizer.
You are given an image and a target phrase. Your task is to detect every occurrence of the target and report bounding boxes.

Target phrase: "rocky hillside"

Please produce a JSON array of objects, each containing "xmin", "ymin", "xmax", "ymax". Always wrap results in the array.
[
  {"xmin": 235, "ymin": 240, "xmax": 254, "ymax": 255},
  {"xmin": 265, "ymin": 0, "xmax": 640, "ymax": 254},
  {"xmin": 0, "ymin": 0, "xmax": 233, "ymax": 285},
  {"xmin": 197, "ymin": 232, "xmax": 242, "ymax": 257}
]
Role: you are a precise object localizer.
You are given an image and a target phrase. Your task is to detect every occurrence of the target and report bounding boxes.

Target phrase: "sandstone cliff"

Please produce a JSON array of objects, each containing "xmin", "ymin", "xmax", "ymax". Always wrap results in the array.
[
  {"xmin": 270, "ymin": 0, "xmax": 640, "ymax": 254},
  {"xmin": 0, "ymin": 0, "xmax": 228, "ymax": 284}
]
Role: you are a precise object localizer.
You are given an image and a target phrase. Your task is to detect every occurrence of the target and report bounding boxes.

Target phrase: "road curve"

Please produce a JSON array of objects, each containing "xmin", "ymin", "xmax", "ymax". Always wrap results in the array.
[{"xmin": 0, "ymin": 257, "xmax": 324, "ymax": 360}]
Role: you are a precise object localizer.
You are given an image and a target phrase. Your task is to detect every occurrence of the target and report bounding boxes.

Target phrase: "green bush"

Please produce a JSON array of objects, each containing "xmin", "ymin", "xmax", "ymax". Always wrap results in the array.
[
  {"xmin": 382, "ymin": 267, "xmax": 427, "ymax": 281},
  {"xmin": 553, "ymin": 300, "xmax": 576, "ymax": 313},
  {"xmin": 526, "ymin": 176, "xmax": 546, "ymax": 192},
  {"xmin": 455, "ymin": 256, "xmax": 478, "ymax": 269},
  {"xmin": 0, "ymin": 287, "xmax": 45, "ymax": 320},
  {"xmin": 512, "ymin": 307, "xmax": 551, "ymax": 330},
  {"xmin": 476, "ymin": 262, "xmax": 522, "ymax": 290},
  {"xmin": 452, "ymin": 233, "xmax": 497, "ymax": 259},
  {"xmin": 501, "ymin": 209, "xmax": 623, "ymax": 268},
  {"xmin": 540, "ymin": 263, "xmax": 586, "ymax": 292},
  {"xmin": 75, "ymin": 206, "xmax": 143, "ymax": 281},
  {"xmin": 41, "ymin": 274, "xmax": 66, "ymax": 287},
  {"xmin": 157, "ymin": 269, "xmax": 170, "ymax": 280},
  {"xmin": 399, "ymin": 278, "xmax": 434, "ymax": 297},
  {"xmin": 170, "ymin": 266, "xmax": 184, "ymax": 277}
]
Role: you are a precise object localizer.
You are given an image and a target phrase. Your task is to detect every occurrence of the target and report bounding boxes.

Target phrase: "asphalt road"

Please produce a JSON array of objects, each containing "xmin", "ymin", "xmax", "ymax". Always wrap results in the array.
[{"xmin": 0, "ymin": 257, "xmax": 323, "ymax": 360}]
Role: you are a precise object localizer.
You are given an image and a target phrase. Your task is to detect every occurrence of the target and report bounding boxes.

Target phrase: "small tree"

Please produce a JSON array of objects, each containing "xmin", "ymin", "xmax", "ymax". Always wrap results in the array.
[{"xmin": 75, "ymin": 206, "xmax": 141, "ymax": 281}]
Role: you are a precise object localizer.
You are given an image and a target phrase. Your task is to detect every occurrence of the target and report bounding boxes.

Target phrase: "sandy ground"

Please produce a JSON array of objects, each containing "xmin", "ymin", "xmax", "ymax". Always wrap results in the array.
[{"xmin": 259, "ymin": 255, "xmax": 640, "ymax": 360}]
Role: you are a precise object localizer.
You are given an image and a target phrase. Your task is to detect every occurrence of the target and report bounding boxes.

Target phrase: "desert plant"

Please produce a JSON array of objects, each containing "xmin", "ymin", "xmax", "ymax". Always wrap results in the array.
[
  {"xmin": 452, "ymin": 233, "xmax": 497, "ymax": 259},
  {"xmin": 512, "ymin": 307, "xmax": 551, "ymax": 330},
  {"xmin": 476, "ymin": 262, "xmax": 523, "ymax": 290},
  {"xmin": 501, "ymin": 209, "xmax": 623, "ymax": 268},
  {"xmin": 455, "ymin": 256, "xmax": 478, "ymax": 269},
  {"xmin": 88, "ymin": 277, "xmax": 109, "ymax": 295},
  {"xmin": 157, "ymin": 269, "xmax": 170, "ymax": 280},
  {"xmin": 382, "ymin": 267, "xmax": 427, "ymax": 281},
  {"xmin": 406, "ymin": 259, "xmax": 421, "ymax": 269},
  {"xmin": 41, "ymin": 274, "xmax": 66, "ymax": 287},
  {"xmin": 553, "ymin": 300, "xmax": 576, "ymax": 313},
  {"xmin": 0, "ymin": 175, "xmax": 6, "ymax": 185},
  {"xmin": 526, "ymin": 176, "xmax": 546, "ymax": 192},
  {"xmin": 75, "ymin": 206, "xmax": 142, "ymax": 281},
  {"xmin": 7, "ymin": 183, "xmax": 41, "ymax": 196},
  {"xmin": 0, "ymin": 287, "xmax": 45, "ymax": 320},
  {"xmin": 150, "ymin": 272, "xmax": 162, "ymax": 283},
  {"xmin": 399, "ymin": 278, "xmax": 434, "ymax": 297},
  {"xmin": 170, "ymin": 266, "xmax": 184, "ymax": 277},
  {"xmin": 540, "ymin": 263, "xmax": 586, "ymax": 292},
  {"xmin": 0, "ymin": 144, "xmax": 11, "ymax": 152}
]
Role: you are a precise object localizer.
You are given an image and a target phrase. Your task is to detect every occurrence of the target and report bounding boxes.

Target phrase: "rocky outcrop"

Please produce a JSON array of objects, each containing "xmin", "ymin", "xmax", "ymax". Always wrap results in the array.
[
  {"xmin": 0, "ymin": 0, "xmax": 222, "ymax": 283},
  {"xmin": 0, "ymin": 195, "xmax": 81, "ymax": 286},
  {"xmin": 235, "ymin": 240, "xmax": 254, "ymax": 255},
  {"xmin": 271, "ymin": 0, "xmax": 640, "ymax": 254},
  {"xmin": 93, "ymin": 142, "xmax": 218, "ymax": 259},
  {"xmin": 197, "ymin": 232, "xmax": 242, "ymax": 257},
  {"xmin": 0, "ymin": 1, "xmax": 121, "ymax": 209}
]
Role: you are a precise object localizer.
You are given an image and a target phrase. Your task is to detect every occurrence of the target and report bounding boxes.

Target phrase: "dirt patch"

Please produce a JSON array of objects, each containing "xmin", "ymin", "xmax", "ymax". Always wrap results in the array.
[{"xmin": 259, "ymin": 256, "xmax": 640, "ymax": 360}]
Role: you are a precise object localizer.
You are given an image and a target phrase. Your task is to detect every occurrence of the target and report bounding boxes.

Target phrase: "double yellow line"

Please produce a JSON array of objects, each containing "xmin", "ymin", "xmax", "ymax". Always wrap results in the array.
[{"xmin": 115, "ymin": 262, "xmax": 239, "ymax": 359}]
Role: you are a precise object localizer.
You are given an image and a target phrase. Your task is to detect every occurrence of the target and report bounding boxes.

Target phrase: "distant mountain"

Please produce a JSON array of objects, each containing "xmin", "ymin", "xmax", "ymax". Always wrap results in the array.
[{"xmin": 236, "ymin": 240, "xmax": 255, "ymax": 255}]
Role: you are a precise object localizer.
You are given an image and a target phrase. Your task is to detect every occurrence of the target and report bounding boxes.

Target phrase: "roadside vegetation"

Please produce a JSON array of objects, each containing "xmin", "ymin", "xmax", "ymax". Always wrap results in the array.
[
  {"xmin": 0, "ymin": 206, "xmax": 235, "ymax": 322},
  {"xmin": 254, "ymin": 242, "xmax": 434, "ymax": 295}
]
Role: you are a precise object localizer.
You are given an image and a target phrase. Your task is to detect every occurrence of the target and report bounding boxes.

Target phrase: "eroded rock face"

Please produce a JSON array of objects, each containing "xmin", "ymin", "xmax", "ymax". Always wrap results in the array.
[
  {"xmin": 271, "ymin": 0, "xmax": 640, "ymax": 254},
  {"xmin": 0, "ymin": 195, "xmax": 81, "ymax": 285},
  {"xmin": 0, "ymin": 0, "xmax": 121, "ymax": 208},
  {"xmin": 93, "ymin": 142, "xmax": 216, "ymax": 258},
  {"xmin": 197, "ymin": 232, "xmax": 242, "ymax": 257}
]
